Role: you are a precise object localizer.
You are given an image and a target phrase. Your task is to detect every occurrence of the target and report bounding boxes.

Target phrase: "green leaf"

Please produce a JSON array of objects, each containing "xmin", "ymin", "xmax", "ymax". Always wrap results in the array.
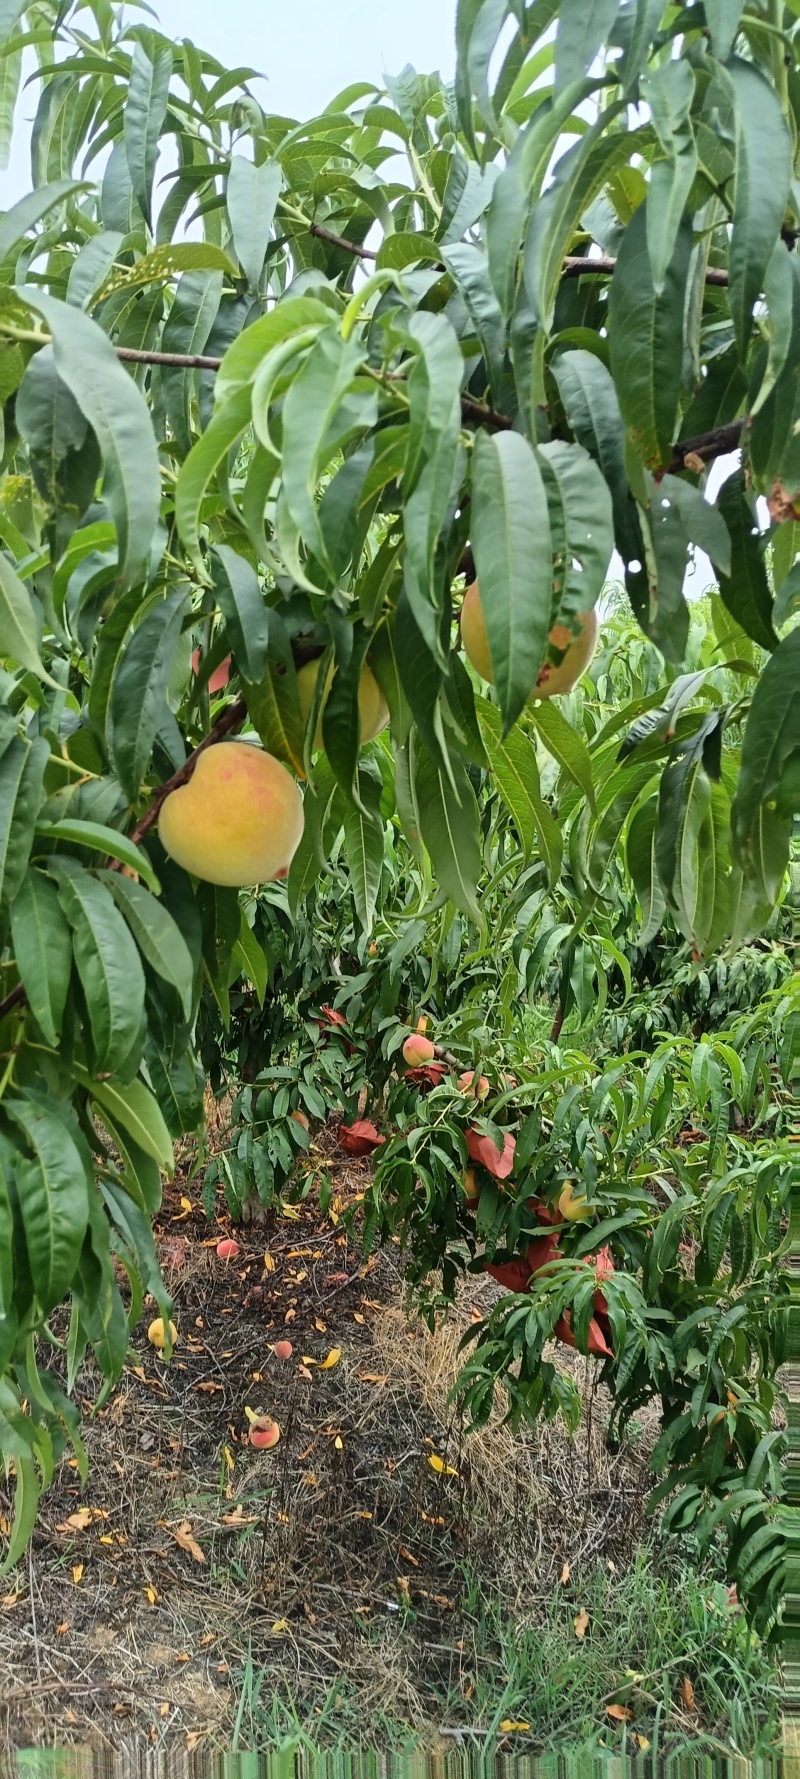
[
  {"xmin": 231, "ymin": 912, "xmax": 269, "ymax": 1008},
  {"xmin": 280, "ymin": 331, "xmax": 368, "ymax": 574},
  {"xmin": 342, "ymin": 770, "xmax": 385, "ymax": 935},
  {"xmin": 0, "ymin": 1148, "xmax": 15, "ymax": 1317},
  {"xmin": 470, "ymin": 429, "xmax": 553, "ymax": 733},
  {"xmin": 123, "ymin": 37, "xmax": 173, "ymax": 227},
  {"xmin": 0, "ymin": 0, "xmax": 25, "ymax": 52},
  {"xmin": 0, "ymin": 38, "xmax": 20, "ymax": 173},
  {"xmin": 535, "ymin": 438, "xmax": 614, "ymax": 630},
  {"xmin": 440, "ymin": 242, "xmax": 505, "ymax": 405},
  {"xmin": 723, "ymin": 59, "xmax": 792, "ymax": 360},
  {"xmin": 715, "ymin": 473, "xmax": 777, "ymax": 652},
  {"xmin": 23, "ymin": 292, "xmax": 161, "ymax": 590},
  {"xmin": 413, "ymin": 736, "xmax": 483, "ymax": 927},
  {"xmin": 51, "ymin": 858, "xmax": 147, "ymax": 1075},
  {"xmin": 0, "ymin": 551, "xmax": 56, "ymax": 684},
  {"xmin": 551, "ymin": 348, "xmax": 638, "ymax": 559},
  {"xmin": 732, "ymin": 626, "xmax": 800, "ymax": 866},
  {"xmin": 0, "ymin": 736, "xmax": 48, "ymax": 909},
  {"xmin": 0, "ymin": 1447, "xmax": 39, "ymax": 1579},
  {"xmin": 608, "ymin": 204, "xmax": 693, "ymax": 469},
  {"xmin": 213, "ymin": 296, "xmax": 334, "ymax": 404},
  {"xmin": 704, "ymin": 0, "xmax": 744, "ymax": 58},
  {"xmin": 212, "ymin": 544, "xmax": 269, "ymax": 683},
  {"xmin": 7, "ymin": 1094, "xmax": 90, "ymax": 1313},
  {"xmin": 0, "ymin": 180, "xmax": 88, "ymax": 264},
  {"xmin": 74, "ymin": 1066, "xmax": 174, "ymax": 1176},
  {"xmin": 626, "ymin": 796, "xmax": 666, "ymax": 946},
  {"xmin": 35, "ymin": 819, "xmax": 161, "ymax": 891},
  {"xmin": 479, "ymin": 700, "xmax": 563, "ymax": 883},
  {"xmin": 242, "ymin": 611, "xmax": 305, "ymax": 777},
  {"xmin": 160, "ymin": 269, "xmax": 224, "ymax": 453},
  {"xmin": 109, "ymin": 591, "xmax": 187, "ymax": 801},
  {"xmin": 523, "ymin": 116, "xmax": 630, "ymax": 333},
  {"xmin": 10, "ymin": 870, "xmax": 72, "ymax": 1047},
  {"xmin": 174, "ymin": 387, "xmax": 252, "ymax": 575},
  {"xmin": 101, "ymin": 873, "xmax": 193, "ymax": 1021},
  {"xmin": 530, "ymin": 700, "xmax": 595, "ymax": 810},
  {"xmin": 555, "ymin": 0, "xmax": 619, "ymax": 94},
  {"xmin": 96, "ymin": 242, "xmax": 238, "ymax": 302},
  {"xmin": 227, "ymin": 154, "xmax": 282, "ymax": 291}
]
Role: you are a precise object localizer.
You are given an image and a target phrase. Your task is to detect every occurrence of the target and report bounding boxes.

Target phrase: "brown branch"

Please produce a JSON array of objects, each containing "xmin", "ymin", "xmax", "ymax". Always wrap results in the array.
[
  {"xmin": 125, "ymin": 696, "xmax": 248, "ymax": 851},
  {"xmin": 549, "ymin": 1004, "xmax": 567, "ymax": 1045},
  {"xmin": 0, "ymin": 980, "xmax": 26, "ymax": 1022},
  {"xmin": 668, "ymin": 418, "xmax": 745, "ymax": 474},
  {"xmin": 460, "ymin": 394, "xmax": 513, "ymax": 432},
  {"xmin": 116, "ymin": 346, "xmax": 225, "ymax": 370},
  {"xmin": 563, "ymin": 253, "xmax": 730, "ymax": 288},
  {"xmin": 309, "ymin": 221, "xmax": 377, "ymax": 260}
]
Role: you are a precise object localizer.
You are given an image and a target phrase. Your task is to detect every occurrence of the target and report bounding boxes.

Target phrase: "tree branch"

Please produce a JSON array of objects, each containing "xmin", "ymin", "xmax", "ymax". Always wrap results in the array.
[
  {"xmin": 563, "ymin": 254, "xmax": 729, "ymax": 287},
  {"xmin": 668, "ymin": 418, "xmax": 744, "ymax": 474},
  {"xmin": 309, "ymin": 221, "xmax": 377, "ymax": 260},
  {"xmin": 115, "ymin": 347, "xmax": 226, "ymax": 371},
  {"xmin": 0, "ymin": 981, "xmax": 26, "ymax": 1022}
]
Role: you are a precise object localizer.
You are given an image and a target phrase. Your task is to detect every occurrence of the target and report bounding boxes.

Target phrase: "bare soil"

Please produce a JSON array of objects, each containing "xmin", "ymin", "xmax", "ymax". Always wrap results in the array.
[{"xmin": 0, "ymin": 1128, "xmax": 656, "ymax": 1755}]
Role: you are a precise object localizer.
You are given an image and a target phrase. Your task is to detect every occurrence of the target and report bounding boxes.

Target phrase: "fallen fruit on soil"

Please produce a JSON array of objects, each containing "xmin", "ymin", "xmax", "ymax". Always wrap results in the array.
[
  {"xmin": 216, "ymin": 1238, "xmax": 240, "ymax": 1260},
  {"xmin": 297, "ymin": 657, "xmax": 389, "ymax": 751},
  {"xmin": 147, "ymin": 1317, "xmax": 177, "ymax": 1350},
  {"xmin": 459, "ymin": 1070, "xmax": 490, "ymax": 1100},
  {"xmin": 158, "ymin": 741, "xmax": 304, "ymax": 887},
  {"xmin": 461, "ymin": 582, "xmax": 599, "ymax": 698},
  {"xmin": 273, "ymin": 1341, "xmax": 293, "ymax": 1361},
  {"xmin": 558, "ymin": 1183, "xmax": 591, "ymax": 1222},
  {"xmin": 249, "ymin": 1418, "xmax": 281, "ymax": 1450},
  {"xmin": 403, "ymin": 1033, "xmax": 436, "ymax": 1067}
]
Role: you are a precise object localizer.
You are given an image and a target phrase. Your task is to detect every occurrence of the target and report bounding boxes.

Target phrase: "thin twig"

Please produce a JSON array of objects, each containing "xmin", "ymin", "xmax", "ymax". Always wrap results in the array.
[
  {"xmin": 309, "ymin": 221, "xmax": 377, "ymax": 260},
  {"xmin": 563, "ymin": 254, "xmax": 730, "ymax": 288},
  {"xmin": 0, "ymin": 981, "xmax": 26, "ymax": 1022},
  {"xmin": 115, "ymin": 347, "xmax": 226, "ymax": 371}
]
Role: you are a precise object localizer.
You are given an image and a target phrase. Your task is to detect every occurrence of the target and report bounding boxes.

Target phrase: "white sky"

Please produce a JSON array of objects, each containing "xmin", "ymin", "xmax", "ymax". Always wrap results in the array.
[{"xmin": 152, "ymin": 0, "xmax": 457, "ymax": 115}]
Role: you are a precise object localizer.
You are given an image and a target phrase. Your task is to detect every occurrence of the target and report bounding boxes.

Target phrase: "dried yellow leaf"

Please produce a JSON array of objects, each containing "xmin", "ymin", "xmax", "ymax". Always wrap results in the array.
[
  {"xmin": 574, "ymin": 1608, "xmax": 590, "ymax": 1639},
  {"xmin": 144, "ymin": 1587, "xmax": 158, "ymax": 1606},
  {"xmin": 263, "ymin": 1252, "xmax": 276, "ymax": 1273},
  {"xmin": 319, "ymin": 1347, "xmax": 342, "ymax": 1370},
  {"xmin": 271, "ymin": 1619, "xmax": 290, "ymax": 1634},
  {"xmin": 499, "ymin": 1721, "xmax": 531, "ymax": 1734},
  {"xmin": 560, "ymin": 1562, "xmax": 571, "ymax": 1585},
  {"xmin": 607, "ymin": 1704, "xmax": 633, "ymax": 1722},
  {"xmin": 72, "ymin": 1564, "xmax": 84, "ymax": 1585},
  {"xmin": 173, "ymin": 1521, "xmax": 205, "ymax": 1564}
]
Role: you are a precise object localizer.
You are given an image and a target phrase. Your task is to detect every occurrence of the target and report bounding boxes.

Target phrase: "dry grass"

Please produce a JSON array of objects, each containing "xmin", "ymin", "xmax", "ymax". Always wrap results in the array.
[{"xmin": 0, "ymin": 1149, "xmax": 658, "ymax": 1756}]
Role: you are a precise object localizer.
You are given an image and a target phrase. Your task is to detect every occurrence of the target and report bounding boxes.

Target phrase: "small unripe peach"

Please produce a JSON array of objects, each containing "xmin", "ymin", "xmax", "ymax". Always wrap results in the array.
[
  {"xmin": 249, "ymin": 1419, "xmax": 281, "ymax": 1450},
  {"xmin": 458, "ymin": 1070, "xmax": 490, "ymax": 1100},
  {"xmin": 403, "ymin": 1033, "xmax": 435, "ymax": 1067},
  {"xmin": 273, "ymin": 1340, "xmax": 293, "ymax": 1361},
  {"xmin": 368, "ymin": 942, "xmax": 378, "ymax": 957},
  {"xmin": 147, "ymin": 1317, "xmax": 177, "ymax": 1350},
  {"xmin": 464, "ymin": 1168, "xmax": 481, "ymax": 1202},
  {"xmin": 558, "ymin": 1182, "xmax": 591, "ymax": 1222},
  {"xmin": 290, "ymin": 1109, "xmax": 309, "ymax": 1130},
  {"xmin": 216, "ymin": 1238, "xmax": 240, "ymax": 1261}
]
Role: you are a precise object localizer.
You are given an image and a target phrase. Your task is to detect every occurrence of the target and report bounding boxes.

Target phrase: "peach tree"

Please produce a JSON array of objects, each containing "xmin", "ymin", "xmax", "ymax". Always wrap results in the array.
[{"xmin": 0, "ymin": 0, "xmax": 797, "ymax": 1632}]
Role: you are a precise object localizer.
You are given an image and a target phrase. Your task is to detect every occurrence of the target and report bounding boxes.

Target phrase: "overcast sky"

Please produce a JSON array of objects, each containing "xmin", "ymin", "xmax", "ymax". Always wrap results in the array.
[{"xmin": 151, "ymin": 0, "xmax": 457, "ymax": 115}]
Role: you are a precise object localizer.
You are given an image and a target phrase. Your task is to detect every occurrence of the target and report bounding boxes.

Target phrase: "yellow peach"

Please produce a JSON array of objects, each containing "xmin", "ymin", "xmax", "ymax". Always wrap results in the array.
[
  {"xmin": 158, "ymin": 741, "xmax": 304, "ymax": 887},
  {"xmin": 297, "ymin": 657, "xmax": 389, "ymax": 751},
  {"xmin": 460, "ymin": 582, "xmax": 599, "ymax": 699}
]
